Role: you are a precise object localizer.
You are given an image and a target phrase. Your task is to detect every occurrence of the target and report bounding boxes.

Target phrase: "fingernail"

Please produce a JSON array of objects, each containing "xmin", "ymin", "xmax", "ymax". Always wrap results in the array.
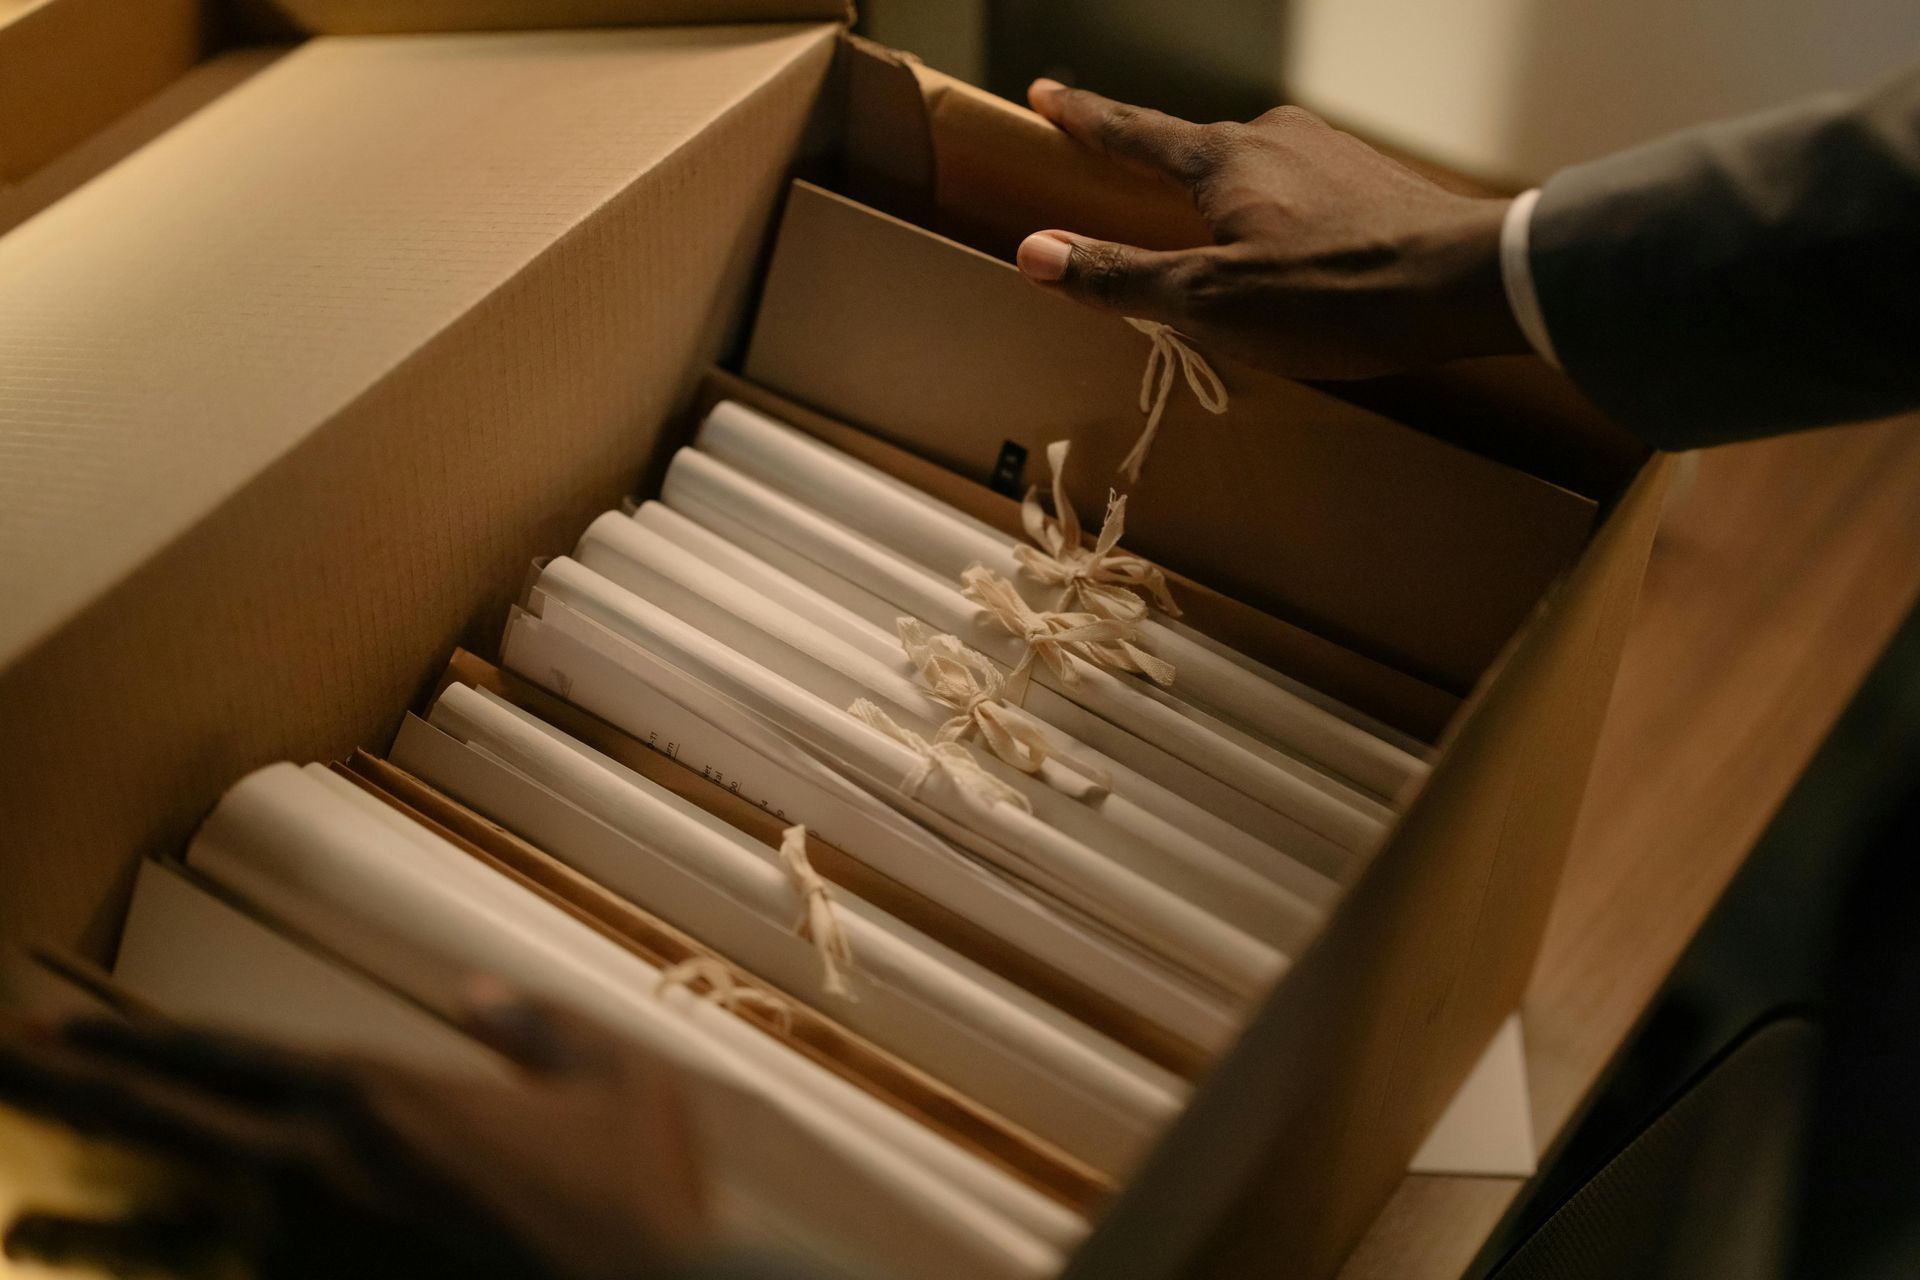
[
  {"xmin": 1018, "ymin": 232, "xmax": 1073, "ymax": 282},
  {"xmin": 1030, "ymin": 77, "xmax": 1066, "ymax": 99}
]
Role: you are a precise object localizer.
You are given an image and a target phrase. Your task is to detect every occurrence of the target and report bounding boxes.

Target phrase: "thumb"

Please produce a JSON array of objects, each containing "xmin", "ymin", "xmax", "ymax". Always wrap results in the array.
[{"xmin": 1016, "ymin": 230, "xmax": 1188, "ymax": 319}]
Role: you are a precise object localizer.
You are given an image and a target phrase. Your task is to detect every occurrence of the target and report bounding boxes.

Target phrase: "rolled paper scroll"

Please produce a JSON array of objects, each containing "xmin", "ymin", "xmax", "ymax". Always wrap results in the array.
[
  {"xmin": 499, "ymin": 591, "xmax": 1244, "ymax": 1059},
  {"xmin": 187, "ymin": 763, "xmax": 1068, "ymax": 1280},
  {"xmin": 574, "ymin": 513, "xmax": 1322, "ymax": 948},
  {"xmin": 660, "ymin": 448, "xmax": 1386, "ymax": 873},
  {"xmin": 532, "ymin": 556, "xmax": 1285, "ymax": 1004},
  {"xmin": 695, "ymin": 400, "xmax": 1428, "ymax": 804},
  {"xmin": 418, "ymin": 682, "xmax": 1176, "ymax": 1175},
  {"xmin": 632, "ymin": 499, "xmax": 1341, "ymax": 915}
]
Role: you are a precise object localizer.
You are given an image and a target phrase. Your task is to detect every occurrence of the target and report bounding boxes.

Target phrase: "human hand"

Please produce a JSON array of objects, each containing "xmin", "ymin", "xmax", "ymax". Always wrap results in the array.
[
  {"xmin": 0, "ymin": 984, "xmax": 704, "ymax": 1280},
  {"xmin": 1015, "ymin": 80, "xmax": 1529, "ymax": 379}
]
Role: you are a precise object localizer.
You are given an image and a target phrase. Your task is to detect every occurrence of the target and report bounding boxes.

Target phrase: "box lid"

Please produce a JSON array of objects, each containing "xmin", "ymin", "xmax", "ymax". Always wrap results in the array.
[{"xmin": 0, "ymin": 20, "xmax": 838, "ymax": 675}]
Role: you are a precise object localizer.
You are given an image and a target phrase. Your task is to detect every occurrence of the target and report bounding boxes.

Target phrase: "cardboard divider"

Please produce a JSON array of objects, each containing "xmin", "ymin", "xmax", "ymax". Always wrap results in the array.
[
  {"xmin": 0, "ymin": 0, "xmax": 210, "ymax": 192},
  {"xmin": 339, "ymin": 746, "xmax": 1111, "ymax": 1213},
  {"xmin": 1065, "ymin": 454, "xmax": 1672, "ymax": 1280},
  {"xmin": 745, "ymin": 180, "xmax": 1598, "ymax": 693},
  {"xmin": 687, "ymin": 368, "xmax": 1463, "ymax": 742},
  {"xmin": 434, "ymin": 648, "xmax": 1210, "ymax": 1077},
  {"xmin": 0, "ymin": 24, "xmax": 841, "ymax": 954},
  {"xmin": 887, "ymin": 66, "xmax": 1646, "ymax": 502}
]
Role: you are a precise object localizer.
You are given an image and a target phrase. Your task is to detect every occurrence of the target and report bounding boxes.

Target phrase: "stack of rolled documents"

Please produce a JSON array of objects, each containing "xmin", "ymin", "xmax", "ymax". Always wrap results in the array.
[{"xmin": 125, "ymin": 399, "xmax": 1433, "ymax": 1279}]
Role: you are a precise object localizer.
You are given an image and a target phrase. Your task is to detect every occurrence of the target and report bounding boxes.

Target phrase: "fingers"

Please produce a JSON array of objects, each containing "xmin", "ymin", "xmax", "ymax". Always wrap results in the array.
[
  {"xmin": 457, "ymin": 979, "xmax": 618, "ymax": 1078},
  {"xmin": 1028, "ymin": 79, "xmax": 1217, "ymax": 186},
  {"xmin": 0, "ymin": 1029, "xmax": 311, "ymax": 1167},
  {"xmin": 5, "ymin": 1206, "xmax": 228, "ymax": 1275},
  {"xmin": 62, "ymin": 1016, "xmax": 352, "ymax": 1112},
  {"xmin": 1016, "ymin": 230, "xmax": 1194, "ymax": 319}
]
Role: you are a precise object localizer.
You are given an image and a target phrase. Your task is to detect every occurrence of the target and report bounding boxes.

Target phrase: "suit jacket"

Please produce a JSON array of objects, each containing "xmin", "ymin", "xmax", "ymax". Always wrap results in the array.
[{"xmin": 1530, "ymin": 64, "xmax": 1920, "ymax": 451}]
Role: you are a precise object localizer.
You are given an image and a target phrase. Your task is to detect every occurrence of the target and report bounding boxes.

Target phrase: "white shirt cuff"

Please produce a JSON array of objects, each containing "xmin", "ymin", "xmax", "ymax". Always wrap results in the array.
[{"xmin": 1500, "ymin": 188, "xmax": 1561, "ymax": 369}]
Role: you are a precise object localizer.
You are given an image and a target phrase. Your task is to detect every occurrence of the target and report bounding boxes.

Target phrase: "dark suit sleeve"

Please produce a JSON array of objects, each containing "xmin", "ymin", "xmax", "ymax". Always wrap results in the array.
[{"xmin": 1529, "ymin": 64, "xmax": 1920, "ymax": 451}]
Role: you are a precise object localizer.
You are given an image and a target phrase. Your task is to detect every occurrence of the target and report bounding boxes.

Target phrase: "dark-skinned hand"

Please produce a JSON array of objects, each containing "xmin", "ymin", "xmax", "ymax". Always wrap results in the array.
[
  {"xmin": 1015, "ymin": 79, "xmax": 1529, "ymax": 379},
  {"xmin": 0, "ymin": 984, "xmax": 704, "ymax": 1280}
]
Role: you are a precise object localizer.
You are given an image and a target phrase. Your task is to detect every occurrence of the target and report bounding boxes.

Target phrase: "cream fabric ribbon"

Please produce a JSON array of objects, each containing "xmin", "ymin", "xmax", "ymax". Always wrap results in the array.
[
  {"xmin": 778, "ymin": 823, "xmax": 856, "ymax": 1000},
  {"xmin": 1120, "ymin": 317, "xmax": 1228, "ymax": 484},
  {"xmin": 847, "ymin": 697, "xmax": 1033, "ymax": 815},
  {"xmin": 896, "ymin": 617, "xmax": 1052, "ymax": 772},
  {"xmin": 654, "ymin": 955, "xmax": 795, "ymax": 1032},
  {"xmin": 896, "ymin": 617, "xmax": 1113, "ymax": 801},
  {"xmin": 1014, "ymin": 438, "xmax": 1181, "ymax": 622},
  {"xmin": 959, "ymin": 565, "xmax": 1177, "ymax": 698}
]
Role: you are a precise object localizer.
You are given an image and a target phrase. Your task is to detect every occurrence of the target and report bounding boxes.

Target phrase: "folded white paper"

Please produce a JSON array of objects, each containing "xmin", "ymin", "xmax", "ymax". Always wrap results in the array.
[
  {"xmin": 187, "ymin": 762, "xmax": 1067, "ymax": 1280},
  {"xmin": 696, "ymin": 400, "xmax": 1429, "ymax": 802},
  {"xmin": 575, "ymin": 511, "xmax": 1320, "ymax": 954}
]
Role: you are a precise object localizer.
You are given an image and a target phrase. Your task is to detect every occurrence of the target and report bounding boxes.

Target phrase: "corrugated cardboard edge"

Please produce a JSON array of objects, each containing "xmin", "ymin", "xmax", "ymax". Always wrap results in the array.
[
  {"xmin": 0, "ymin": 28, "xmax": 841, "ymax": 955},
  {"xmin": 1064, "ymin": 455, "xmax": 1672, "ymax": 1280},
  {"xmin": 0, "ymin": 0, "xmax": 210, "ymax": 189},
  {"xmin": 225, "ymin": 0, "xmax": 852, "ymax": 38}
]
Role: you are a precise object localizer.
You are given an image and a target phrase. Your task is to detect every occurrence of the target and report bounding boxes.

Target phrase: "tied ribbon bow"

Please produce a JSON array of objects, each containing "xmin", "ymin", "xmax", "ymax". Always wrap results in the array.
[
  {"xmin": 654, "ymin": 955, "xmax": 795, "ymax": 1032},
  {"xmin": 1014, "ymin": 439, "xmax": 1181, "ymax": 622},
  {"xmin": 777, "ymin": 824, "xmax": 856, "ymax": 999},
  {"xmin": 959, "ymin": 565, "xmax": 1176, "ymax": 699},
  {"xmin": 1120, "ymin": 318, "xmax": 1228, "ymax": 484},
  {"xmin": 847, "ymin": 698, "xmax": 1032, "ymax": 815},
  {"xmin": 896, "ymin": 617, "xmax": 1051, "ymax": 773}
]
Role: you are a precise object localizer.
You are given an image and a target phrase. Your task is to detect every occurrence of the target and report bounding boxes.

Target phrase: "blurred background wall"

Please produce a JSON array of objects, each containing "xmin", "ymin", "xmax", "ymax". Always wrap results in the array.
[{"xmin": 859, "ymin": 0, "xmax": 1920, "ymax": 185}]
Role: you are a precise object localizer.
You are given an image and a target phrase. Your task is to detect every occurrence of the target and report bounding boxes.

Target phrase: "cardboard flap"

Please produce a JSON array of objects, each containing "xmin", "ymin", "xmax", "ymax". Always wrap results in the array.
[
  {"xmin": 0, "ymin": 22, "xmax": 838, "ymax": 676},
  {"xmin": 745, "ymin": 181, "xmax": 1597, "ymax": 691},
  {"xmin": 0, "ymin": 0, "xmax": 208, "ymax": 190},
  {"xmin": 225, "ymin": 0, "xmax": 851, "ymax": 37}
]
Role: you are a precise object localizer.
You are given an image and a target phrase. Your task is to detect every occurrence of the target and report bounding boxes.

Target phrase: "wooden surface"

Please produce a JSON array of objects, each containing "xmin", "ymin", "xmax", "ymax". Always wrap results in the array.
[{"xmin": 1339, "ymin": 414, "xmax": 1920, "ymax": 1280}]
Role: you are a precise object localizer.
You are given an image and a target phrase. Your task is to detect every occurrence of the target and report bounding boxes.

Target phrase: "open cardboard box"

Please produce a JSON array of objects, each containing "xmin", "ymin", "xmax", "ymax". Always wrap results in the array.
[{"xmin": 0, "ymin": 3, "xmax": 1664, "ymax": 1277}]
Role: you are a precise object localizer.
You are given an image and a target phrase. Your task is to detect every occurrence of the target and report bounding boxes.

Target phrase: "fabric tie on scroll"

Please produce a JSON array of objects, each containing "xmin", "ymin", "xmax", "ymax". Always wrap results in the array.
[
  {"xmin": 1121, "ymin": 318, "xmax": 1228, "ymax": 484},
  {"xmin": 960, "ymin": 566, "xmax": 1177, "ymax": 698},
  {"xmin": 897, "ymin": 618, "xmax": 1114, "ymax": 801},
  {"xmin": 846, "ymin": 698, "xmax": 1033, "ymax": 815},
  {"xmin": 656, "ymin": 955, "xmax": 796, "ymax": 1031},
  {"xmin": 1015, "ymin": 440, "xmax": 1181, "ymax": 622},
  {"xmin": 778, "ymin": 824, "xmax": 856, "ymax": 1000}
]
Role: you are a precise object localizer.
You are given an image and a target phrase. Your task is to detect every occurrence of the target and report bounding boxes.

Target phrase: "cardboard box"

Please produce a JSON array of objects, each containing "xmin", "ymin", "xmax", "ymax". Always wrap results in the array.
[{"xmin": 0, "ymin": 5, "xmax": 1663, "ymax": 1276}]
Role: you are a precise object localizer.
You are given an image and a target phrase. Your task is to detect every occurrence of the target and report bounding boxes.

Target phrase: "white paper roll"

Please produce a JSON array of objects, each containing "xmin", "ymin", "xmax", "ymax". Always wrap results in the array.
[
  {"xmin": 633, "ymin": 499, "xmax": 1342, "ymax": 916},
  {"xmin": 499, "ymin": 597, "xmax": 1242, "ymax": 1058},
  {"xmin": 423, "ymin": 680, "xmax": 1181, "ymax": 1179},
  {"xmin": 533, "ymin": 556, "xmax": 1280, "ymax": 1004},
  {"xmin": 661, "ymin": 447, "xmax": 1382, "ymax": 875},
  {"xmin": 187, "ymin": 762, "xmax": 1063, "ymax": 1280},
  {"xmin": 697, "ymin": 400, "xmax": 1429, "ymax": 802},
  {"xmin": 577, "ymin": 511, "xmax": 1320, "ymax": 953}
]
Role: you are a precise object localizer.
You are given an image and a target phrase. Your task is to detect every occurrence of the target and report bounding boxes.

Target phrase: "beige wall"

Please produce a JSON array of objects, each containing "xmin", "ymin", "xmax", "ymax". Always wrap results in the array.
[{"xmin": 1285, "ymin": 0, "xmax": 1920, "ymax": 183}]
